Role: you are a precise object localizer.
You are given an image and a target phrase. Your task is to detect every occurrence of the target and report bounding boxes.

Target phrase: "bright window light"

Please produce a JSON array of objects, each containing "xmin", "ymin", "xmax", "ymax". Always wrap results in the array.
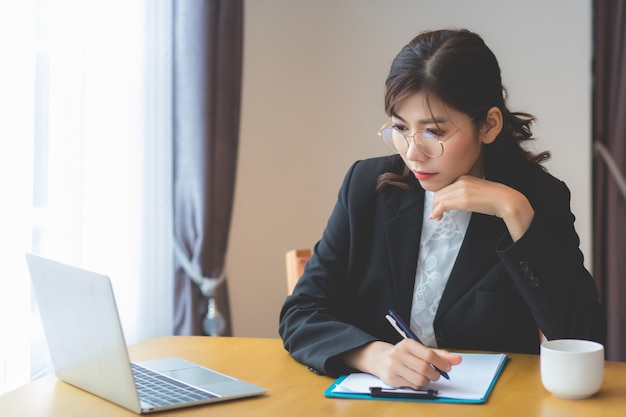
[{"xmin": 0, "ymin": 0, "xmax": 173, "ymax": 394}]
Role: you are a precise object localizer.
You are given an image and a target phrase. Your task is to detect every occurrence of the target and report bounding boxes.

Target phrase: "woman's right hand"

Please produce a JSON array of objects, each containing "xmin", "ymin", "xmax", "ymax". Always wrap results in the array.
[{"xmin": 342, "ymin": 340, "xmax": 462, "ymax": 389}]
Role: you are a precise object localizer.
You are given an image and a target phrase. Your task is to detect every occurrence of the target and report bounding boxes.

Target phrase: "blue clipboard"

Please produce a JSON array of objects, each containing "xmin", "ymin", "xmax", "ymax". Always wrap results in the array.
[{"xmin": 324, "ymin": 353, "xmax": 508, "ymax": 404}]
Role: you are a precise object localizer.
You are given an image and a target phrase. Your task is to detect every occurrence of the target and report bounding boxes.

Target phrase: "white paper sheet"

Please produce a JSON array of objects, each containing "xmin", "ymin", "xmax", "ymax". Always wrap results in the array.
[{"xmin": 331, "ymin": 353, "xmax": 507, "ymax": 401}]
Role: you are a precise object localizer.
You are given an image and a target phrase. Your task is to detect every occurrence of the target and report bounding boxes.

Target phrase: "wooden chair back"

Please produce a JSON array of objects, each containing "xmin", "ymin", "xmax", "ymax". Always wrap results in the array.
[{"xmin": 285, "ymin": 249, "xmax": 311, "ymax": 294}]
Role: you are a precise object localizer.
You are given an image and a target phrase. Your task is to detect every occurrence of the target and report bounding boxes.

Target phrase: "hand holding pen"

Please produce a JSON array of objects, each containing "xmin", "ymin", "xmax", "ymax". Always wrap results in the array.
[{"xmin": 385, "ymin": 309, "xmax": 451, "ymax": 380}]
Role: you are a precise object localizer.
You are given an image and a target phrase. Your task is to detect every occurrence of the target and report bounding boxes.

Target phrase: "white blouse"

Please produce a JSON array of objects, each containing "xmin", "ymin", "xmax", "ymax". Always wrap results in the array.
[{"xmin": 409, "ymin": 191, "xmax": 471, "ymax": 347}]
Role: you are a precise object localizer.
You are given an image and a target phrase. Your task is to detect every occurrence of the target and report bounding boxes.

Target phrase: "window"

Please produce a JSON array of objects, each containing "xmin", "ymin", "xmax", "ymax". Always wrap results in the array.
[{"xmin": 0, "ymin": 0, "xmax": 173, "ymax": 394}]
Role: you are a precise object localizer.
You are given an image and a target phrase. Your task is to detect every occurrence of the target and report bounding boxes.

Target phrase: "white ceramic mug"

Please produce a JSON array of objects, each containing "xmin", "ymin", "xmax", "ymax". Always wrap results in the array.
[{"xmin": 540, "ymin": 339, "xmax": 604, "ymax": 399}]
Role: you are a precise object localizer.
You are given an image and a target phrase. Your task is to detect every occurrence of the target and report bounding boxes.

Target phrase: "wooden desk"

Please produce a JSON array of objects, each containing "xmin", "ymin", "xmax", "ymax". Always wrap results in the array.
[{"xmin": 1, "ymin": 336, "xmax": 625, "ymax": 416}]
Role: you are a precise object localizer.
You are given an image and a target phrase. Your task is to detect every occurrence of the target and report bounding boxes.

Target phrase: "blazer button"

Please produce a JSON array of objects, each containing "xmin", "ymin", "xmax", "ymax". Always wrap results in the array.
[
  {"xmin": 518, "ymin": 260, "xmax": 530, "ymax": 272},
  {"xmin": 523, "ymin": 269, "xmax": 541, "ymax": 287},
  {"xmin": 306, "ymin": 366, "xmax": 322, "ymax": 375}
]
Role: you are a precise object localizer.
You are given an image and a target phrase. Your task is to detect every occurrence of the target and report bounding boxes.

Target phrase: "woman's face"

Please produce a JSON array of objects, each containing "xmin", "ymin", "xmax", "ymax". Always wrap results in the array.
[{"xmin": 392, "ymin": 92, "xmax": 486, "ymax": 192}]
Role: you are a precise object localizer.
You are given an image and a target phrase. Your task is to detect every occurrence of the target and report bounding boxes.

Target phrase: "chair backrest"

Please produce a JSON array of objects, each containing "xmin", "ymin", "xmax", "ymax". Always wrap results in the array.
[{"xmin": 285, "ymin": 249, "xmax": 311, "ymax": 294}]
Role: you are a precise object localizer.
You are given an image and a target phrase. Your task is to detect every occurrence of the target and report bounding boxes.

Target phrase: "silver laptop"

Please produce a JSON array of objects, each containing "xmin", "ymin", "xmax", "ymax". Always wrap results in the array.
[{"xmin": 25, "ymin": 253, "xmax": 266, "ymax": 414}]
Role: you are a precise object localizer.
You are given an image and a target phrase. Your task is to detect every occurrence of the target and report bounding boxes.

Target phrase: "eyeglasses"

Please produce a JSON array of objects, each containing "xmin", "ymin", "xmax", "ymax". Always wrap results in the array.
[{"xmin": 377, "ymin": 117, "xmax": 474, "ymax": 158}]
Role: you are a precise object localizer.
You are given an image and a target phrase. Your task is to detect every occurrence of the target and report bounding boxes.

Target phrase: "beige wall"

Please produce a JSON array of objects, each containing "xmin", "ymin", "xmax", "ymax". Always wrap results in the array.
[{"xmin": 226, "ymin": 0, "xmax": 592, "ymax": 337}]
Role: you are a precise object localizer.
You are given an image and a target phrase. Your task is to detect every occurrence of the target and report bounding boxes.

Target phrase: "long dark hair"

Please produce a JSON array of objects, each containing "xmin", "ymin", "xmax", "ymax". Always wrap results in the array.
[{"xmin": 377, "ymin": 29, "xmax": 550, "ymax": 191}]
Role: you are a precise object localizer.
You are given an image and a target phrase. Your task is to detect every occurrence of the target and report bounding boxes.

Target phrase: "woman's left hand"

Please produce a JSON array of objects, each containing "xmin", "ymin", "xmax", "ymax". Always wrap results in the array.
[{"xmin": 429, "ymin": 175, "xmax": 534, "ymax": 242}]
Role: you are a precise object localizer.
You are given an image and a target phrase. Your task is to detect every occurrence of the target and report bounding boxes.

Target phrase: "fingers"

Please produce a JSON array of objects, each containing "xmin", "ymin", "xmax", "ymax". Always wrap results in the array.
[
  {"xmin": 428, "ymin": 176, "xmax": 471, "ymax": 220},
  {"xmin": 428, "ymin": 202, "xmax": 445, "ymax": 221},
  {"xmin": 434, "ymin": 349, "xmax": 463, "ymax": 366},
  {"xmin": 429, "ymin": 175, "xmax": 493, "ymax": 219},
  {"xmin": 380, "ymin": 340, "xmax": 460, "ymax": 389}
]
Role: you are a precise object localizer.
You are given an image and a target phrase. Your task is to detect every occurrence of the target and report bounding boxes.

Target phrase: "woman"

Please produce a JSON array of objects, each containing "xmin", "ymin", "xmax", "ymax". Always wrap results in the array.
[{"xmin": 278, "ymin": 29, "xmax": 606, "ymax": 389}]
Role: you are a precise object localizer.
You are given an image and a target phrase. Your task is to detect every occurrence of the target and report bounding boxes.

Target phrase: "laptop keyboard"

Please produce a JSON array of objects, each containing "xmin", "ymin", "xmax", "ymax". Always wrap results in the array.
[{"xmin": 131, "ymin": 363, "xmax": 218, "ymax": 407}]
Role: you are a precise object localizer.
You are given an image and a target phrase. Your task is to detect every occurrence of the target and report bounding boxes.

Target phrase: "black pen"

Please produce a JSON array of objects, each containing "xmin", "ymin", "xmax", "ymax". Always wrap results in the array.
[
  {"xmin": 385, "ymin": 309, "xmax": 450, "ymax": 380},
  {"xmin": 370, "ymin": 387, "xmax": 438, "ymax": 399}
]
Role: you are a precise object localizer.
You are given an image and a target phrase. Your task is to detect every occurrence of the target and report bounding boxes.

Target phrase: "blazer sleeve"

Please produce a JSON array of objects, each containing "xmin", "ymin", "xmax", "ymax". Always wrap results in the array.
[
  {"xmin": 496, "ymin": 176, "xmax": 606, "ymax": 344},
  {"xmin": 278, "ymin": 159, "xmax": 386, "ymax": 377}
]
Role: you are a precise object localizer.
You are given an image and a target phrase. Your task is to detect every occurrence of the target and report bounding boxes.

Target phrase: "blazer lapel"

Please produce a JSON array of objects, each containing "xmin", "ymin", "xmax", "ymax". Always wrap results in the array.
[
  {"xmin": 383, "ymin": 187, "xmax": 423, "ymax": 318},
  {"xmin": 435, "ymin": 212, "xmax": 506, "ymax": 319}
]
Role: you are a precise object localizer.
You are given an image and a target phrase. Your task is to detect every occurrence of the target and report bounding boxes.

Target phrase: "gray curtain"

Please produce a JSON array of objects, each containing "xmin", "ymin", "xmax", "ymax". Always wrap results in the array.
[
  {"xmin": 172, "ymin": 0, "xmax": 244, "ymax": 335},
  {"xmin": 593, "ymin": 0, "xmax": 626, "ymax": 361}
]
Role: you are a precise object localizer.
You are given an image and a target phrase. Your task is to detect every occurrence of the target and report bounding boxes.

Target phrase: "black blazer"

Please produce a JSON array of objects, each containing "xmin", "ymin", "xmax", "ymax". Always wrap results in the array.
[{"xmin": 279, "ymin": 155, "xmax": 606, "ymax": 377}]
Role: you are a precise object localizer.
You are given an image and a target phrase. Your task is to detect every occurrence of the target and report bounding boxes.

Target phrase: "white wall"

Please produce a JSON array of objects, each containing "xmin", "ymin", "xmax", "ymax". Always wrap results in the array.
[{"xmin": 227, "ymin": 0, "xmax": 592, "ymax": 337}]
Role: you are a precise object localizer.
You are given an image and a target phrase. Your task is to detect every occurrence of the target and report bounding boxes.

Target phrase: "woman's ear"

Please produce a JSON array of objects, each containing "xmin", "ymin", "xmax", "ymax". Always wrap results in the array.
[{"xmin": 480, "ymin": 107, "xmax": 503, "ymax": 144}]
